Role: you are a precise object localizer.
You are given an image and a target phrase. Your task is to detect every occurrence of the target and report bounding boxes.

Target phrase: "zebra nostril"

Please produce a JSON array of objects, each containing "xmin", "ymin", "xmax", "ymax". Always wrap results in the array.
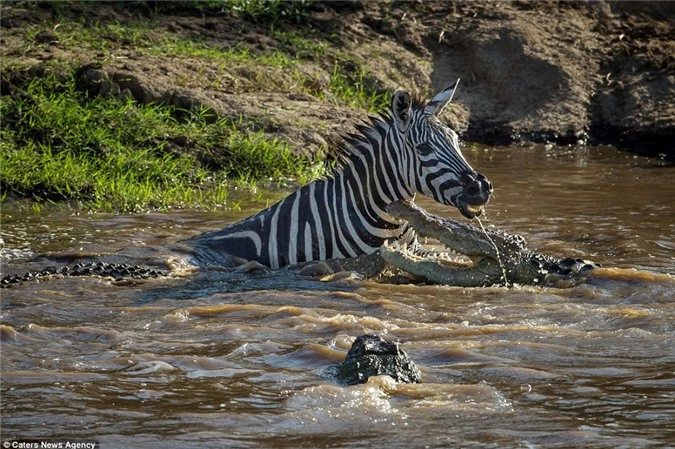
[
  {"xmin": 474, "ymin": 173, "xmax": 493, "ymax": 195},
  {"xmin": 462, "ymin": 173, "xmax": 492, "ymax": 202}
]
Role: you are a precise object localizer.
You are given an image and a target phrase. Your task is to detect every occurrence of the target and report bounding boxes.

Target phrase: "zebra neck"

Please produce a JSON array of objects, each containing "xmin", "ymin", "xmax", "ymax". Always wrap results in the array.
[{"xmin": 337, "ymin": 119, "xmax": 416, "ymax": 217}]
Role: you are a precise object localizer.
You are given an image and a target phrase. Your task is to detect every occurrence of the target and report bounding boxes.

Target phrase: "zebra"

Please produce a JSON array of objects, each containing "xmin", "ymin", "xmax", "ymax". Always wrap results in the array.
[{"xmin": 189, "ymin": 80, "xmax": 493, "ymax": 269}]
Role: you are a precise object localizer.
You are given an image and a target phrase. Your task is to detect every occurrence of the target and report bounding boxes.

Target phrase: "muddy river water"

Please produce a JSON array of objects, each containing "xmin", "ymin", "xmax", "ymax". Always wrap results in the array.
[{"xmin": 1, "ymin": 145, "xmax": 674, "ymax": 448}]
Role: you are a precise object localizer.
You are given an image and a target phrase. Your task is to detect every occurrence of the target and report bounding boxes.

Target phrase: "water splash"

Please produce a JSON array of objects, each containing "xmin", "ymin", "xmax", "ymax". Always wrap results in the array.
[{"xmin": 475, "ymin": 215, "xmax": 510, "ymax": 288}]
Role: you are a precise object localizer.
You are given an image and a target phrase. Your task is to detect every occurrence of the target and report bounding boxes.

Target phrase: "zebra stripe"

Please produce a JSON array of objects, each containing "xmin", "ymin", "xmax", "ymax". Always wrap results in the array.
[
  {"xmin": 268, "ymin": 198, "xmax": 283, "ymax": 268},
  {"xmin": 308, "ymin": 182, "xmax": 326, "ymax": 260}
]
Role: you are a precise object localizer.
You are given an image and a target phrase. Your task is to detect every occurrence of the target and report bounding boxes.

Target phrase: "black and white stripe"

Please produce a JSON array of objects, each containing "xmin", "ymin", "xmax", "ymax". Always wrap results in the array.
[{"xmin": 191, "ymin": 81, "xmax": 487, "ymax": 268}]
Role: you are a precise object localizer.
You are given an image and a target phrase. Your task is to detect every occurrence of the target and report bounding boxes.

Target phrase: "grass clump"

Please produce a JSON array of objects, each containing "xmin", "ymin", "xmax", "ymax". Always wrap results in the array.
[
  {"xmin": 143, "ymin": 0, "xmax": 314, "ymax": 24},
  {"xmin": 271, "ymin": 30, "xmax": 328, "ymax": 61},
  {"xmin": 209, "ymin": 0, "xmax": 314, "ymax": 24},
  {"xmin": 152, "ymin": 37, "xmax": 294, "ymax": 68},
  {"xmin": 328, "ymin": 62, "xmax": 389, "ymax": 114},
  {"xmin": 0, "ymin": 70, "xmax": 322, "ymax": 212}
]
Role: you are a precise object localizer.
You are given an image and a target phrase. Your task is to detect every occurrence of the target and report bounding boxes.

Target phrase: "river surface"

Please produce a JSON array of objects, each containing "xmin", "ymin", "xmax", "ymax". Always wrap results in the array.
[{"xmin": 1, "ymin": 145, "xmax": 674, "ymax": 448}]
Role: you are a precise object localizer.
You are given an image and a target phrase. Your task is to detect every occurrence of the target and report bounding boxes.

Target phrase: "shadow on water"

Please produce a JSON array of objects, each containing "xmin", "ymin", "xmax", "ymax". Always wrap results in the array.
[{"xmin": 134, "ymin": 267, "xmax": 362, "ymax": 305}]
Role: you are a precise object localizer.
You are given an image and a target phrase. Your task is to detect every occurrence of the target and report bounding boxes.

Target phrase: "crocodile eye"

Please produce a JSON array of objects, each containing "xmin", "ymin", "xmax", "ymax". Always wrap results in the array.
[{"xmin": 417, "ymin": 143, "xmax": 434, "ymax": 156}]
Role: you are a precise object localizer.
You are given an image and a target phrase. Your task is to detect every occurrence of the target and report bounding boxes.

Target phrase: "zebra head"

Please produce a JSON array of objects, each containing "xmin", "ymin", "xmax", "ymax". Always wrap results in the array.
[{"xmin": 391, "ymin": 80, "xmax": 493, "ymax": 219}]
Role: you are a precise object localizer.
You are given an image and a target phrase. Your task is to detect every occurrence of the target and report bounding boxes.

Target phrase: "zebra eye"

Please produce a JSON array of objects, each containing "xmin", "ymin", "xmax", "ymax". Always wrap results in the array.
[{"xmin": 417, "ymin": 143, "xmax": 435, "ymax": 156}]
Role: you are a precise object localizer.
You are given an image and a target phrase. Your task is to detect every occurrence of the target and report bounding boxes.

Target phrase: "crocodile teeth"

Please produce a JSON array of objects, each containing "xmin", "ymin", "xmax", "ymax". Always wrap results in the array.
[{"xmin": 384, "ymin": 239, "xmax": 401, "ymax": 251}]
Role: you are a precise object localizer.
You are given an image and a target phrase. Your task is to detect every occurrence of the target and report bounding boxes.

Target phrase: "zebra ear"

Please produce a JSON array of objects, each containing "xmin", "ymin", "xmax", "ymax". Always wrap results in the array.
[
  {"xmin": 392, "ymin": 90, "xmax": 412, "ymax": 132},
  {"xmin": 425, "ymin": 79, "xmax": 460, "ymax": 116}
]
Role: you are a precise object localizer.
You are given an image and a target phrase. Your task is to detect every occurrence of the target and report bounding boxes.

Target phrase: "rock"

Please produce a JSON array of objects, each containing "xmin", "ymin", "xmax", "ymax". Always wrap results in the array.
[
  {"xmin": 34, "ymin": 30, "xmax": 58, "ymax": 44},
  {"xmin": 297, "ymin": 261, "xmax": 334, "ymax": 277},
  {"xmin": 336, "ymin": 334, "xmax": 422, "ymax": 386}
]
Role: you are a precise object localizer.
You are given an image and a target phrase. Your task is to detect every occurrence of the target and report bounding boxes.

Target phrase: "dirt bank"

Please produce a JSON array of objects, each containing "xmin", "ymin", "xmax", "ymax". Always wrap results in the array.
[{"xmin": 2, "ymin": 1, "xmax": 673, "ymax": 159}]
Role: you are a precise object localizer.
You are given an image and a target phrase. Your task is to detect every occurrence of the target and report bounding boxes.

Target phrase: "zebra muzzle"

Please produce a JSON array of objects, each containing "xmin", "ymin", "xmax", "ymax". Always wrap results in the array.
[{"xmin": 457, "ymin": 173, "xmax": 492, "ymax": 219}]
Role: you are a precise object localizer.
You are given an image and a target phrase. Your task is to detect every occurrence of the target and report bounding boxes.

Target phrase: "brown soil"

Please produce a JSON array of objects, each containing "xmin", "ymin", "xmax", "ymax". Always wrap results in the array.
[{"xmin": 2, "ymin": 1, "xmax": 673, "ymax": 159}]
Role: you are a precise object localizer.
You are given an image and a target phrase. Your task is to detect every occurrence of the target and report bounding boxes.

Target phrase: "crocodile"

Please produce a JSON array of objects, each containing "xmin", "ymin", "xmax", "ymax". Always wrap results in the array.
[
  {"xmin": 335, "ymin": 334, "xmax": 421, "ymax": 385},
  {"xmin": 379, "ymin": 200, "xmax": 598, "ymax": 287},
  {"xmin": 0, "ymin": 262, "xmax": 168, "ymax": 288},
  {"xmin": 1, "ymin": 201, "xmax": 596, "ymax": 289}
]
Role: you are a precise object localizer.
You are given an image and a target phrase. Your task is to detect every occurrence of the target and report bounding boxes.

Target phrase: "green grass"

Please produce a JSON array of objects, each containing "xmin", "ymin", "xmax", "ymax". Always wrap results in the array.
[
  {"xmin": 0, "ymin": 71, "xmax": 323, "ymax": 212},
  {"xmin": 13, "ymin": 21, "xmax": 308, "ymax": 95},
  {"xmin": 1, "ymin": 1, "xmax": 395, "ymax": 213},
  {"xmin": 145, "ymin": 0, "xmax": 314, "ymax": 24},
  {"xmin": 328, "ymin": 62, "xmax": 390, "ymax": 113},
  {"xmin": 20, "ymin": 21, "xmax": 295, "ymax": 69},
  {"xmin": 10, "ymin": 8, "xmax": 391, "ymax": 112},
  {"xmin": 222, "ymin": 0, "xmax": 314, "ymax": 23},
  {"xmin": 271, "ymin": 30, "xmax": 328, "ymax": 61},
  {"xmin": 152, "ymin": 37, "xmax": 293, "ymax": 67},
  {"xmin": 17, "ymin": 0, "xmax": 314, "ymax": 24}
]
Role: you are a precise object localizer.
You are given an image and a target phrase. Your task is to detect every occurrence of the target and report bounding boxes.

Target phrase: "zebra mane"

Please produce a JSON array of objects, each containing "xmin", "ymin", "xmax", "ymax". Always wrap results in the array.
[{"xmin": 327, "ymin": 95, "xmax": 426, "ymax": 179}]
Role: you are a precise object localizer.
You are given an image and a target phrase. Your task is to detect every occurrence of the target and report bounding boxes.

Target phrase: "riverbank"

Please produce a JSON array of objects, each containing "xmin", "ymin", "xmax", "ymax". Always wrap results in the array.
[{"xmin": 1, "ymin": 1, "xmax": 672, "ymax": 211}]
